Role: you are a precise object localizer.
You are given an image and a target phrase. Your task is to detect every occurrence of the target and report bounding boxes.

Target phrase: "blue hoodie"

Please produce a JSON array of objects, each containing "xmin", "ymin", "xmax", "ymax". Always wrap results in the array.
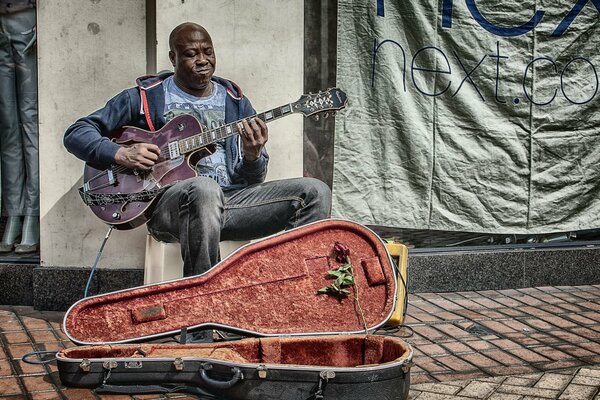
[{"xmin": 64, "ymin": 72, "xmax": 269, "ymax": 189}]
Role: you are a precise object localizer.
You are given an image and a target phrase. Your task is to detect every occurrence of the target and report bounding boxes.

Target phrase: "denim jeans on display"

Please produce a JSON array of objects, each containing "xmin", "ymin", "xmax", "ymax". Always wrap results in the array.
[
  {"xmin": 147, "ymin": 176, "xmax": 332, "ymax": 276},
  {"xmin": 0, "ymin": 8, "xmax": 39, "ymax": 217}
]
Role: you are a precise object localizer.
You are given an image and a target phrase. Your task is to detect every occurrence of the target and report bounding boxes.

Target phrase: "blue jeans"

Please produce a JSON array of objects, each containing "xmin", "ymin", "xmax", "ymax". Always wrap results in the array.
[
  {"xmin": 147, "ymin": 177, "xmax": 332, "ymax": 276},
  {"xmin": 0, "ymin": 8, "xmax": 38, "ymax": 217}
]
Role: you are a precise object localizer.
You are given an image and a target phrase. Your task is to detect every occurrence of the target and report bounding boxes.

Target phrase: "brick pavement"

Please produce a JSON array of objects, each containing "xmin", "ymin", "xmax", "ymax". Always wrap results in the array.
[{"xmin": 0, "ymin": 285, "xmax": 599, "ymax": 399}]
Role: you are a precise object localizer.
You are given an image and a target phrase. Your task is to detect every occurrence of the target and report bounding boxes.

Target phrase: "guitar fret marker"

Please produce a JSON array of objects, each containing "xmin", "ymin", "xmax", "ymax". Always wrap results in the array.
[{"xmin": 265, "ymin": 111, "xmax": 273, "ymax": 120}]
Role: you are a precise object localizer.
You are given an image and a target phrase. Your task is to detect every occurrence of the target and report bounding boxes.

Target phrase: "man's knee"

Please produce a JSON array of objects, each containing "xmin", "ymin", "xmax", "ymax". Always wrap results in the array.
[
  {"xmin": 302, "ymin": 177, "xmax": 332, "ymax": 219},
  {"xmin": 182, "ymin": 177, "xmax": 223, "ymax": 205}
]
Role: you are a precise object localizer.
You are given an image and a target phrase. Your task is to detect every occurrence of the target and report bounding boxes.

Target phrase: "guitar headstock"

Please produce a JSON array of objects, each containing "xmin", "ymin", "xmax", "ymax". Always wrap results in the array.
[{"xmin": 292, "ymin": 88, "xmax": 348, "ymax": 117}]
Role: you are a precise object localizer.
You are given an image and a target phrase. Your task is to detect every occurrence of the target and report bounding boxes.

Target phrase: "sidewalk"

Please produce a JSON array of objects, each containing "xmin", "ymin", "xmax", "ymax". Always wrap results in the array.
[{"xmin": 0, "ymin": 285, "xmax": 599, "ymax": 399}]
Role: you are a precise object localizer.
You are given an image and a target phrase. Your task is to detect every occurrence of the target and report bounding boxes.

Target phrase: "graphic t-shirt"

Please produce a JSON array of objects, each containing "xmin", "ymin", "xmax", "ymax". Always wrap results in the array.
[{"xmin": 163, "ymin": 77, "xmax": 231, "ymax": 187}]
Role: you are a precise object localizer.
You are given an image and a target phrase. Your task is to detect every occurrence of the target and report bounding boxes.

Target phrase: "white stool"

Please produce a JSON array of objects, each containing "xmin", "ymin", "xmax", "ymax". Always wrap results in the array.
[{"xmin": 143, "ymin": 235, "xmax": 249, "ymax": 284}]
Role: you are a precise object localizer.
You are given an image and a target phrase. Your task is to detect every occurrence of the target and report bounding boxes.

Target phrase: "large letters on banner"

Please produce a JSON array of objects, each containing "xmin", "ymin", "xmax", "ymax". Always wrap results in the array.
[{"xmin": 333, "ymin": 0, "xmax": 600, "ymax": 234}]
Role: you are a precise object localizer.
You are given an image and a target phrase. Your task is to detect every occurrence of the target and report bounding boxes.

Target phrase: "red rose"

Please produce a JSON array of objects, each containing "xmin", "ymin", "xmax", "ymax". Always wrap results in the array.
[{"xmin": 333, "ymin": 242, "xmax": 350, "ymax": 263}]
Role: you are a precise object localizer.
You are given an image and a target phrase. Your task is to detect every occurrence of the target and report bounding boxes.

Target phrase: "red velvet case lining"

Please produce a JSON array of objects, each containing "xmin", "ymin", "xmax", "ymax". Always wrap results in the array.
[
  {"xmin": 64, "ymin": 220, "xmax": 397, "ymax": 344},
  {"xmin": 58, "ymin": 335, "xmax": 411, "ymax": 369}
]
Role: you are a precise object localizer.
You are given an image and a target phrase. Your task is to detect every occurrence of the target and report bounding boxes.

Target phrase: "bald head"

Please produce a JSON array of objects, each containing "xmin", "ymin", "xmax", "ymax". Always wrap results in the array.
[
  {"xmin": 168, "ymin": 22, "xmax": 216, "ymax": 97},
  {"xmin": 169, "ymin": 22, "xmax": 211, "ymax": 51}
]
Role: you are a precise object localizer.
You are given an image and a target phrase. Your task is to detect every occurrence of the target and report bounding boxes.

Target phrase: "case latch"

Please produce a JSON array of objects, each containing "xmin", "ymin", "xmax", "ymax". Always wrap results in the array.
[
  {"xmin": 103, "ymin": 360, "xmax": 118, "ymax": 370},
  {"xmin": 257, "ymin": 364, "xmax": 268, "ymax": 379},
  {"xmin": 125, "ymin": 360, "xmax": 143, "ymax": 369},
  {"xmin": 401, "ymin": 361, "xmax": 414, "ymax": 374},
  {"xmin": 173, "ymin": 358, "xmax": 185, "ymax": 371},
  {"xmin": 79, "ymin": 359, "xmax": 91, "ymax": 372}
]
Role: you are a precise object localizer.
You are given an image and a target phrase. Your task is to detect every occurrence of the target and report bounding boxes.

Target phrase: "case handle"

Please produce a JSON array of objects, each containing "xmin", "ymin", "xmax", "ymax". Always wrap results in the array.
[{"xmin": 199, "ymin": 363, "xmax": 243, "ymax": 389}]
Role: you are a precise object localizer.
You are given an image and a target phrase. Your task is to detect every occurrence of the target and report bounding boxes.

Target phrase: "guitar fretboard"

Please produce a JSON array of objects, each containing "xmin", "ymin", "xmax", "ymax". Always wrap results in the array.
[{"xmin": 177, "ymin": 103, "xmax": 295, "ymax": 154}]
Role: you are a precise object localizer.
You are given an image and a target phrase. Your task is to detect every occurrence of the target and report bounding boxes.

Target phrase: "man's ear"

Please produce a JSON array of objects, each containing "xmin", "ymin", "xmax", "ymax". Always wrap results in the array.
[{"xmin": 168, "ymin": 50, "xmax": 176, "ymax": 67}]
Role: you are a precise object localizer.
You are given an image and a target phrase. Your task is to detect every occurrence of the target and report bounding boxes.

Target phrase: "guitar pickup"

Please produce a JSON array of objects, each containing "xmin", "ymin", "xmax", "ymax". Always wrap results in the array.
[{"xmin": 168, "ymin": 141, "xmax": 181, "ymax": 159}]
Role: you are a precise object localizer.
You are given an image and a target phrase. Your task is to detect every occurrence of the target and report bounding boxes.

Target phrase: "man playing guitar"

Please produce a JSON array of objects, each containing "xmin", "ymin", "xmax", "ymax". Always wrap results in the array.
[{"xmin": 64, "ymin": 22, "xmax": 332, "ymax": 277}]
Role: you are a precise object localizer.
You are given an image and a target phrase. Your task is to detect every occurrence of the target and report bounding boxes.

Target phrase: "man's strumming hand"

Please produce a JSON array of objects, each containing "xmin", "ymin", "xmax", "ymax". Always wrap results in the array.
[{"xmin": 115, "ymin": 143, "xmax": 161, "ymax": 170}]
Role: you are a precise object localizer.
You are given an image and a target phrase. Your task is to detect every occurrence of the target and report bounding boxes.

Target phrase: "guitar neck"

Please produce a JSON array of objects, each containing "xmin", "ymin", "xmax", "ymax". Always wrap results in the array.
[{"xmin": 177, "ymin": 103, "xmax": 295, "ymax": 155}]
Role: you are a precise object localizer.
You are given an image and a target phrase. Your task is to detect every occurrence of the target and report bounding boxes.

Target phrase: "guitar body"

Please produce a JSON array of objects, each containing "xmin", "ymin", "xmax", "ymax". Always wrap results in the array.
[{"xmin": 83, "ymin": 115, "xmax": 210, "ymax": 229}]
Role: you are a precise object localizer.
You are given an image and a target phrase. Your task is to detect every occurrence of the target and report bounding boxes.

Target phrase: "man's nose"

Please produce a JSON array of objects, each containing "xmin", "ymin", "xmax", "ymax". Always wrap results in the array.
[{"xmin": 195, "ymin": 54, "xmax": 208, "ymax": 64}]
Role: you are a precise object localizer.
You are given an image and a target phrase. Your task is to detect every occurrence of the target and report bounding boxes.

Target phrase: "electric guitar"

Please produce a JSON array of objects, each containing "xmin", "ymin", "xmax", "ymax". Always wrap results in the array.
[{"xmin": 79, "ymin": 88, "xmax": 348, "ymax": 229}]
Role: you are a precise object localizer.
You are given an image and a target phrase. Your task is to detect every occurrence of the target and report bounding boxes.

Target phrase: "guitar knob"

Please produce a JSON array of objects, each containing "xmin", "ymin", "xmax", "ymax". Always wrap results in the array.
[{"xmin": 112, "ymin": 212, "xmax": 121, "ymax": 220}]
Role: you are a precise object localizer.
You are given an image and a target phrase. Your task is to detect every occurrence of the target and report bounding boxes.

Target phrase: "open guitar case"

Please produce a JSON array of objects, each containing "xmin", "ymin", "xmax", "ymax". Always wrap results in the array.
[{"xmin": 57, "ymin": 219, "xmax": 413, "ymax": 400}]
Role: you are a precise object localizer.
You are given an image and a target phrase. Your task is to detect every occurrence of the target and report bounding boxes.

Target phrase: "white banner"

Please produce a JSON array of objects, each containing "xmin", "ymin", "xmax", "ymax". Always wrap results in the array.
[{"xmin": 333, "ymin": 0, "xmax": 600, "ymax": 233}]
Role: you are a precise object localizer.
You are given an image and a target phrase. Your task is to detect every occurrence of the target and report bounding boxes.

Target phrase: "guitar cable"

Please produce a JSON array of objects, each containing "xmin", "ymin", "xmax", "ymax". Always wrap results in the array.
[
  {"xmin": 83, "ymin": 225, "xmax": 114, "ymax": 298},
  {"xmin": 22, "ymin": 226, "xmax": 115, "ymax": 367}
]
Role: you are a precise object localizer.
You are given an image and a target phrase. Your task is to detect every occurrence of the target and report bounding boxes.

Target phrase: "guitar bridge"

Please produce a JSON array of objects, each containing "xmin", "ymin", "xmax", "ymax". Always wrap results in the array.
[{"xmin": 168, "ymin": 141, "xmax": 181, "ymax": 159}]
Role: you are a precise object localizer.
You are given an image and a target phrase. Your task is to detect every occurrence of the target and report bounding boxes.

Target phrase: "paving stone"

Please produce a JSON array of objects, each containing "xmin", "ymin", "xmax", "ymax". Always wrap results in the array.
[
  {"xmin": 0, "ymin": 376, "xmax": 22, "ymax": 396},
  {"xmin": 407, "ymin": 391, "xmax": 422, "ymax": 400},
  {"xmin": 533, "ymin": 346, "xmax": 575, "ymax": 362},
  {"xmin": 456, "ymin": 381, "xmax": 498, "ymax": 398},
  {"xmin": 460, "ymin": 352, "xmax": 500, "ymax": 368},
  {"xmin": 409, "ymin": 391, "xmax": 473, "ymax": 399},
  {"xmin": 571, "ymin": 327, "xmax": 600, "ymax": 340},
  {"xmin": 20, "ymin": 317, "xmax": 50, "ymax": 331},
  {"xmin": 555, "ymin": 344, "xmax": 596, "ymax": 358},
  {"xmin": 0, "ymin": 359, "xmax": 13, "ymax": 377},
  {"xmin": 481, "ymin": 349, "xmax": 526, "ymax": 366},
  {"xmin": 534, "ymin": 373, "xmax": 573, "ymax": 390},
  {"xmin": 29, "ymin": 330, "xmax": 59, "ymax": 343},
  {"xmin": 2, "ymin": 332, "xmax": 29, "ymax": 344},
  {"xmin": 412, "ymin": 373, "xmax": 439, "ymax": 385},
  {"xmin": 504, "ymin": 375, "xmax": 541, "ymax": 387},
  {"xmin": 21, "ymin": 375, "xmax": 55, "ymax": 392},
  {"xmin": 508, "ymin": 347, "xmax": 552, "ymax": 363},
  {"xmin": 465, "ymin": 339, "xmax": 498, "ymax": 352},
  {"xmin": 558, "ymin": 383, "xmax": 598, "ymax": 399},
  {"xmin": 411, "ymin": 382, "xmax": 462, "ymax": 395},
  {"xmin": 429, "ymin": 299, "xmax": 464, "ymax": 312},
  {"xmin": 476, "ymin": 376, "xmax": 508, "ymax": 383},
  {"xmin": 489, "ymin": 338, "xmax": 521, "ymax": 350},
  {"xmin": 433, "ymin": 311, "xmax": 463, "ymax": 321},
  {"xmin": 497, "ymin": 383, "xmax": 560, "ymax": 398},
  {"xmin": 435, "ymin": 323, "xmax": 473, "ymax": 339},
  {"xmin": 484, "ymin": 365, "xmax": 540, "ymax": 376},
  {"xmin": 435, "ymin": 371, "xmax": 489, "ymax": 383},
  {"xmin": 579, "ymin": 368, "xmax": 600, "ymax": 378},
  {"xmin": 13, "ymin": 359, "xmax": 46, "ymax": 375},
  {"xmin": 538, "ymin": 360, "xmax": 587, "ymax": 371},
  {"xmin": 419, "ymin": 344, "xmax": 450, "ymax": 356},
  {"xmin": 441, "ymin": 342, "xmax": 473, "ymax": 354},
  {"xmin": 31, "ymin": 391, "xmax": 64, "ymax": 400},
  {"xmin": 571, "ymin": 374, "xmax": 600, "ymax": 386},
  {"xmin": 61, "ymin": 388, "xmax": 99, "ymax": 399},
  {"xmin": 487, "ymin": 394, "xmax": 523, "ymax": 400},
  {"xmin": 436, "ymin": 355, "xmax": 477, "ymax": 372}
]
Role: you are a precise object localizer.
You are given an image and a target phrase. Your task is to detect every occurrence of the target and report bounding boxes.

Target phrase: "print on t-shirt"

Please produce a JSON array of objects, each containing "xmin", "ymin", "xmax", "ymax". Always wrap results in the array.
[{"xmin": 163, "ymin": 77, "xmax": 232, "ymax": 188}]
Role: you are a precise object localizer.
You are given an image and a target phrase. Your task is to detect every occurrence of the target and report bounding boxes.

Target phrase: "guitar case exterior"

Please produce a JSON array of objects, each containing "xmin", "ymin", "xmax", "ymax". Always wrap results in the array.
[{"xmin": 57, "ymin": 219, "xmax": 413, "ymax": 399}]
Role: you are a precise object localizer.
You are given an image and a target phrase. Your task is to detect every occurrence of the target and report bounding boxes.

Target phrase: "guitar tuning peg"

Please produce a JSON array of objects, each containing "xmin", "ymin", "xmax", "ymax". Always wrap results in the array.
[
  {"xmin": 324, "ymin": 112, "xmax": 330, "ymax": 119},
  {"xmin": 313, "ymin": 114, "xmax": 320, "ymax": 121}
]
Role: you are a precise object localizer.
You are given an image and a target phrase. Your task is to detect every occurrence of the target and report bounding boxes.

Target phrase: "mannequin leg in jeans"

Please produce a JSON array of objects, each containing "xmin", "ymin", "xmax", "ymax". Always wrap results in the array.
[
  {"xmin": 146, "ymin": 176, "xmax": 331, "ymax": 277},
  {"xmin": 0, "ymin": 14, "xmax": 25, "ymax": 251},
  {"xmin": 0, "ymin": 9, "xmax": 38, "ymax": 253}
]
